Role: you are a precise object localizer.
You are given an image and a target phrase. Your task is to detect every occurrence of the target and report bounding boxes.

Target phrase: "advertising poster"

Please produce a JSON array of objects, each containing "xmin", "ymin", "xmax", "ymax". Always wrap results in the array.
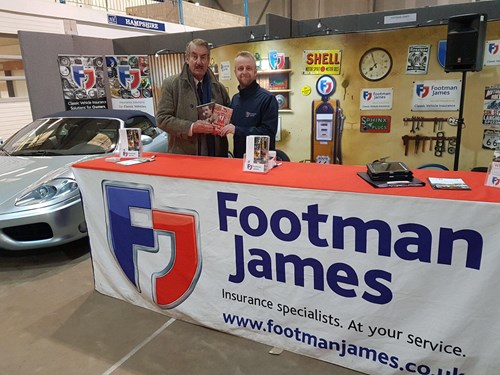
[
  {"xmin": 406, "ymin": 45, "xmax": 430, "ymax": 74},
  {"xmin": 58, "ymin": 55, "xmax": 107, "ymax": 111},
  {"xmin": 303, "ymin": 50, "xmax": 342, "ymax": 75},
  {"xmin": 483, "ymin": 85, "xmax": 500, "ymax": 128},
  {"xmin": 411, "ymin": 79, "xmax": 461, "ymax": 111},
  {"xmin": 106, "ymin": 55, "xmax": 154, "ymax": 115},
  {"xmin": 220, "ymin": 61, "xmax": 231, "ymax": 80},
  {"xmin": 484, "ymin": 39, "xmax": 500, "ymax": 66},
  {"xmin": 360, "ymin": 88, "xmax": 393, "ymax": 110},
  {"xmin": 360, "ymin": 115, "xmax": 391, "ymax": 133}
]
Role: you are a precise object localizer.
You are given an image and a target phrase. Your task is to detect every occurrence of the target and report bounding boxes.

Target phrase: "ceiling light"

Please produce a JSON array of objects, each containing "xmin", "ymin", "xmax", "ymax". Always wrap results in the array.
[
  {"xmin": 154, "ymin": 48, "xmax": 171, "ymax": 57},
  {"xmin": 250, "ymin": 31, "xmax": 255, "ymax": 40},
  {"xmin": 317, "ymin": 19, "xmax": 322, "ymax": 29}
]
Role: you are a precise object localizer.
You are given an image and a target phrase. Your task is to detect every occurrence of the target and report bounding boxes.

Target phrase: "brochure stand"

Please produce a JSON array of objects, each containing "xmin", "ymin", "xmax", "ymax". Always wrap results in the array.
[
  {"xmin": 485, "ymin": 161, "xmax": 500, "ymax": 188},
  {"xmin": 118, "ymin": 128, "xmax": 142, "ymax": 159},
  {"xmin": 243, "ymin": 135, "xmax": 276, "ymax": 173}
]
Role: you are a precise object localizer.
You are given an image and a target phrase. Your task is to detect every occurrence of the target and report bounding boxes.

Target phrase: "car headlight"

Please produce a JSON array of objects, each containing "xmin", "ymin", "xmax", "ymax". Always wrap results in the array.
[{"xmin": 16, "ymin": 178, "xmax": 79, "ymax": 206}]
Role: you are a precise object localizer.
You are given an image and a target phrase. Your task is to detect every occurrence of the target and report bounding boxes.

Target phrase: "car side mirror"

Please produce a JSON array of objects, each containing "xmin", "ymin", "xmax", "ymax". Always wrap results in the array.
[{"xmin": 141, "ymin": 135, "xmax": 153, "ymax": 146}]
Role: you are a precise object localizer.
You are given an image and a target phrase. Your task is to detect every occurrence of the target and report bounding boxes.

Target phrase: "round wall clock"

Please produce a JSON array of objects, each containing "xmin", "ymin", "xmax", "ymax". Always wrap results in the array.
[{"xmin": 359, "ymin": 48, "xmax": 393, "ymax": 81}]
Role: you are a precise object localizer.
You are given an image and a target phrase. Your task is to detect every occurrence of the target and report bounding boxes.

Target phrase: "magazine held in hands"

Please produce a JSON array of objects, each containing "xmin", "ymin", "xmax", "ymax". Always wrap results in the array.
[{"xmin": 197, "ymin": 102, "xmax": 233, "ymax": 133}]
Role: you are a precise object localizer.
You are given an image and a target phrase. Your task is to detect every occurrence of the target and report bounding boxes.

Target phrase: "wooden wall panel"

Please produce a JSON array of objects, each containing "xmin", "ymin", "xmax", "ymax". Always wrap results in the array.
[{"xmin": 149, "ymin": 53, "xmax": 185, "ymax": 113}]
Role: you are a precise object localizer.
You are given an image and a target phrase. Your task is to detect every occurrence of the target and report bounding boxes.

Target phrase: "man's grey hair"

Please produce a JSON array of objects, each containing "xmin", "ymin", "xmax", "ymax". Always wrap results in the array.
[{"xmin": 185, "ymin": 38, "xmax": 210, "ymax": 58}]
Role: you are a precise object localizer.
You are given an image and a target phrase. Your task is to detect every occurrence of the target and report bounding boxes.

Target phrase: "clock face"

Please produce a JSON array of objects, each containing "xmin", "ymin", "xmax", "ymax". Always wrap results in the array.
[{"xmin": 359, "ymin": 48, "xmax": 393, "ymax": 81}]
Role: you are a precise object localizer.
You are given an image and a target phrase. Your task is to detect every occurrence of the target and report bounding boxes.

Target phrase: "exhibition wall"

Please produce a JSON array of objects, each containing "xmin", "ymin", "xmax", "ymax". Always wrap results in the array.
[
  {"xmin": 210, "ymin": 20, "xmax": 500, "ymax": 170},
  {"xmin": 17, "ymin": 1, "xmax": 500, "ymax": 170}
]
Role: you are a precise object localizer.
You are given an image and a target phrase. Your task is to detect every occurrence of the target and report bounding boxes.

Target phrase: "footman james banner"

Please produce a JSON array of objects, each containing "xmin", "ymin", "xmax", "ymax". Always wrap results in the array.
[{"xmin": 73, "ymin": 164, "xmax": 500, "ymax": 375}]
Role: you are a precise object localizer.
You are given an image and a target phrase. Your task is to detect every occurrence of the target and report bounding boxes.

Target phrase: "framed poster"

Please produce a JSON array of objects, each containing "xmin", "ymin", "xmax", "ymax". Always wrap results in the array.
[{"xmin": 406, "ymin": 45, "xmax": 430, "ymax": 74}]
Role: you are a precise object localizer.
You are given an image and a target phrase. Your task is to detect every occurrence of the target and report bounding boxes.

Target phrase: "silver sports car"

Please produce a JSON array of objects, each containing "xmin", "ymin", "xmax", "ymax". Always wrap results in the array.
[{"xmin": 0, "ymin": 109, "xmax": 168, "ymax": 251}]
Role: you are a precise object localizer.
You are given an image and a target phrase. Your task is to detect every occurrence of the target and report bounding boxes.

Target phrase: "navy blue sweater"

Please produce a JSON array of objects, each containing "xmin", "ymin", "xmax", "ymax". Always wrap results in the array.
[{"xmin": 230, "ymin": 80, "xmax": 279, "ymax": 158}]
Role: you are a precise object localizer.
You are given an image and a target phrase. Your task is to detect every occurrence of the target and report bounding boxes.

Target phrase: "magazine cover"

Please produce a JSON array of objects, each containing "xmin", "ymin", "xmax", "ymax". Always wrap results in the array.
[
  {"xmin": 197, "ymin": 102, "xmax": 215, "ymax": 121},
  {"xmin": 197, "ymin": 102, "xmax": 233, "ymax": 134},
  {"xmin": 212, "ymin": 104, "xmax": 233, "ymax": 129},
  {"xmin": 118, "ymin": 128, "xmax": 142, "ymax": 158}
]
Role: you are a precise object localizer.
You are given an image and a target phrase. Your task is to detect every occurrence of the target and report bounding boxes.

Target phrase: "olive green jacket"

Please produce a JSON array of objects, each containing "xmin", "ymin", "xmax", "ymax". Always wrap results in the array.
[{"xmin": 156, "ymin": 64, "xmax": 230, "ymax": 156}]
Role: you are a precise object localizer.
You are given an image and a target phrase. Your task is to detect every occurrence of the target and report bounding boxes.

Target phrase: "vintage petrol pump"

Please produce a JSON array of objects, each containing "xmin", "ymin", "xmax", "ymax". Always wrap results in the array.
[{"xmin": 311, "ymin": 75, "xmax": 345, "ymax": 164}]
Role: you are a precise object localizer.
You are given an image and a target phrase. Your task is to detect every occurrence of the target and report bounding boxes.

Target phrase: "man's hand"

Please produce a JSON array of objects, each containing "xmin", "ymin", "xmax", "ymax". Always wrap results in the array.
[
  {"xmin": 219, "ymin": 124, "xmax": 235, "ymax": 136},
  {"xmin": 192, "ymin": 120, "xmax": 217, "ymax": 134}
]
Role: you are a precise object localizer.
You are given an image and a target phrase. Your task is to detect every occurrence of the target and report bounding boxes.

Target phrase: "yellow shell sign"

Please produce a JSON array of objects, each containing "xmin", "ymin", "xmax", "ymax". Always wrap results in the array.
[{"xmin": 303, "ymin": 50, "xmax": 342, "ymax": 75}]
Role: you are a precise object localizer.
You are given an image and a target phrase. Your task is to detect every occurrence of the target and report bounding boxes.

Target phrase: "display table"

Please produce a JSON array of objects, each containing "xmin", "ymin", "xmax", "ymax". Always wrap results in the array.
[{"xmin": 73, "ymin": 153, "xmax": 500, "ymax": 375}]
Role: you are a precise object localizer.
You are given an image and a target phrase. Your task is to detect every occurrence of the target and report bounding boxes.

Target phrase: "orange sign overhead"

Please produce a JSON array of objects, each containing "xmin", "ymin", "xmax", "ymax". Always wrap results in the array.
[{"xmin": 303, "ymin": 50, "xmax": 342, "ymax": 75}]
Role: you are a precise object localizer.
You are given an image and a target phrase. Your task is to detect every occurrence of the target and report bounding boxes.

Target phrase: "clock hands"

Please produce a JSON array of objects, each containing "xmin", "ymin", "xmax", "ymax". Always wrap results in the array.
[
  {"xmin": 360, "ymin": 48, "xmax": 392, "ymax": 81},
  {"xmin": 368, "ymin": 52, "xmax": 378, "ymax": 71}
]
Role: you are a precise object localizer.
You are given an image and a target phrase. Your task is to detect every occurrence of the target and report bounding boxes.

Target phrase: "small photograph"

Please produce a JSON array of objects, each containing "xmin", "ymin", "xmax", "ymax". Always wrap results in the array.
[
  {"xmin": 127, "ymin": 129, "xmax": 141, "ymax": 151},
  {"xmin": 253, "ymin": 136, "xmax": 269, "ymax": 163},
  {"xmin": 197, "ymin": 102, "xmax": 216, "ymax": 122}
]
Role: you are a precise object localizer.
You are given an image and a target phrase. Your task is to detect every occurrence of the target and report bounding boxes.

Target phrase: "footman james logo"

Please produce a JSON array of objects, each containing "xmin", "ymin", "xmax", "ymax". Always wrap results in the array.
[
  {"xmin": 269, "ymin": 50, "xmax": 285, "ymax": 70},
  {"xmin": 488, "ymin": 42, "xmax": 499, "ymax": 55},
  {"xmin": 316, "ymin": 74, "xmax": 336, "ymax": 101},
  {"xmin": 103, "ymin": 181, "xmax": 202, "ymax": 308},
  {"xmin": 71, "ymin": 65, "xmax": 96, "ymax": 89},
  {"xmin": 118, "ymin": 65, "xmax": 141, "ymax": 90},
  {"xmin": 362, "ymin": 91, "xmax": 373, "ymax": 101},
  {"xmin": 416, "ymin": 84, "xmax": 430, "ymax": 98}
]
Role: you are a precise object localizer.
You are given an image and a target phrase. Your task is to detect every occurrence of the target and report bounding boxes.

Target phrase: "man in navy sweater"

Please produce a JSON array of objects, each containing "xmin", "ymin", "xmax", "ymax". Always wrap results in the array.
[{"xmin": 219, "ymin": 51, "xmax": 278, "ymax": 158}]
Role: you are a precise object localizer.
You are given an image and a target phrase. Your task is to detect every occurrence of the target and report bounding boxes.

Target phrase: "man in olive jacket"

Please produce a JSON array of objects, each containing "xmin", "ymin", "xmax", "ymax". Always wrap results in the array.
[{"xmin": 156, "ymin": 39, "xmax": 230, "ymax": 157}]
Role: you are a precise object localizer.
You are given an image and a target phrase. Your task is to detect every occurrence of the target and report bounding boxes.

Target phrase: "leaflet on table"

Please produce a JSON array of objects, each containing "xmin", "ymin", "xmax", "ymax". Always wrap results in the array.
[
  {"xmin": 118, "ymin": 128, "xmax": 142, "ymax": 158},
  {"xmin": 243, "ymin": 135, "xmax": 276, "ymax": 173},
  {"xmin": 427, "ymin": 177, "xmax": 471, "ymax": 190},
  {"xmin": 115, "ymin": 156, "xmax": 156, "ymax": 166}
]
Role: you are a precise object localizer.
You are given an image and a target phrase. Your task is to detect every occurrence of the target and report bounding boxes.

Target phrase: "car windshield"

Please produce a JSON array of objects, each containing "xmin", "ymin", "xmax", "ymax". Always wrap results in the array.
[{"xmin": 1, "ymin": 117, "xmax": 121, "ymax": 156}]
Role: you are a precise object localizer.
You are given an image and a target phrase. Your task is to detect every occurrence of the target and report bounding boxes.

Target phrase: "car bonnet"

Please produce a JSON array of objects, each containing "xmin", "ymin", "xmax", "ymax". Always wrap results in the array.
[{"xmin": 0, "ymin": 155, "xmax": 89, "ymax": 212}]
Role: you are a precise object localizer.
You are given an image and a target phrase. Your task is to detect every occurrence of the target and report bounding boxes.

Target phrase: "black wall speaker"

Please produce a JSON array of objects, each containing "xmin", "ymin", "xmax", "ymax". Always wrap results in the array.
[{"xmin": 445, "ymin": 13, "xmax": 487, "ymax": 72}]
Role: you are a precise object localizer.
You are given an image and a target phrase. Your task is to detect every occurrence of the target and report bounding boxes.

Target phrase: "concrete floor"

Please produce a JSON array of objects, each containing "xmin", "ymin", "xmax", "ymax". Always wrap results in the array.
[{"xmin": 0, "ymin": 238, "xmax": 366, "ymax": 375}]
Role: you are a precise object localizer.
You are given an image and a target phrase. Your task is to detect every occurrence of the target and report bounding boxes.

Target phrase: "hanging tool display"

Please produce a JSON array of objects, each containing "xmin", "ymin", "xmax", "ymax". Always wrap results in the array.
[
  {"xmin": 401, "ymin": 117, "xmax": 459, "ymax": 158},
  {"xmin": 403, "ymin": 117, "xmax": 449, "ymax": 133},
  {"xmin": 401, "ymin": 134, "xmax": 456, "ymax": 157}
]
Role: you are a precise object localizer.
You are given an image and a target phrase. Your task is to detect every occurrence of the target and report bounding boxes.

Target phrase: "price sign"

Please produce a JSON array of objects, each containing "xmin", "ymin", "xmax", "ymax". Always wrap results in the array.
[{"xmin": 482, "ymin": 129, "xmax": 500, "ymax": 150}]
